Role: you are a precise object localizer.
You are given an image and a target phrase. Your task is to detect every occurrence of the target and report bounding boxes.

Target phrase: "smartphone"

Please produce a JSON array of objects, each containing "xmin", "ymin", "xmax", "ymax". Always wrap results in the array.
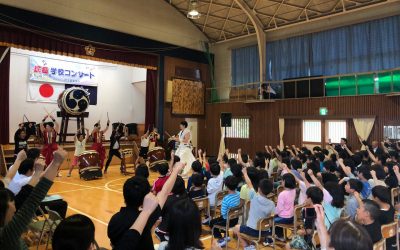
[{"xmin": 305, "ymin": 208, "xmax": 316, "ymax": 219}]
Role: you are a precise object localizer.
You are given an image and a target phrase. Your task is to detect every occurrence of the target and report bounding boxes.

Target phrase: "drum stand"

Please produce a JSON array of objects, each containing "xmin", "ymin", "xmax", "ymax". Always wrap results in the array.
[{"xmin": 57, "ymin": 111, "xmax": 89, "ymax": 144}]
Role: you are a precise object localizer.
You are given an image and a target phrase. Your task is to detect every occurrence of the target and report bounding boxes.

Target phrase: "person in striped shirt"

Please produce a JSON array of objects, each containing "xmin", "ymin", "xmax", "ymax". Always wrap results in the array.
[{"xmin": 208, "ymin": 175, "xmax": 241, "ymax": 247}]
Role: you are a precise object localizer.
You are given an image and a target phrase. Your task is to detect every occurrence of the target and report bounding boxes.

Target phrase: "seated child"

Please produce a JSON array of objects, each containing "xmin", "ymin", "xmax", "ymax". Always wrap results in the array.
[
  {"xmin": 189, "ymin": 173, "xmax": 206, "ymax": 199},
  {"xmin": 152, "ymin": 162, "xmax": 169, "ymax": 194}
]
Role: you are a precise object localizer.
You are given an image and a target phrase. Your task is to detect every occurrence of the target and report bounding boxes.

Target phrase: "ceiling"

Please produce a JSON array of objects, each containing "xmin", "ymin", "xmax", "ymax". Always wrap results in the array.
[{"xmin": 167, "ymin": 0, "xmax": 390, "ymax": 42}]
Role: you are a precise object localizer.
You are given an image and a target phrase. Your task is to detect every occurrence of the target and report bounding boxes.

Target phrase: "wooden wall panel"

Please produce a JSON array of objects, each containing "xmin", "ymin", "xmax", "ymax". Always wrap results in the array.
[
  {"xmin": 198, "ymin": 95, "xmax": 400, "ymax": 156},
  {"xmin": 163, "ymin": 56, "xmax": 210, "ymax": 137}
]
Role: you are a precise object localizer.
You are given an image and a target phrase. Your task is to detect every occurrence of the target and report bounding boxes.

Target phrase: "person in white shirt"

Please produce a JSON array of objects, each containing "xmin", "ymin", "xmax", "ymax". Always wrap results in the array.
[
  {"xmin": 8, "ymin": 158, "xmax": 35, "ymax": 195},
  {"xmin": 172, "ymin": 121, "xmax": 196, "ymax": 177},
  {"xmin": 204, "ymin": 163, "xmax": 224, "ymax": 224},
  {"xmin": 67, "ymin": 128, "xmax": 89, "ymax": 177},
  {"xmin": 135, "ymin": 130, "xmax": 150, "ymax": 166}
]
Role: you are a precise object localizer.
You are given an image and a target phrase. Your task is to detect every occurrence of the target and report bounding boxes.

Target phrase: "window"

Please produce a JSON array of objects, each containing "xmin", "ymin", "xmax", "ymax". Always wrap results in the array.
[
  {"xmin": 326, "ymin": 120, "xmax": 347, "ymax": 143},
  {"xmin": 226, "ymin": 118, "xmax": 250, "ymax": 139},
  {"xmin": 303, "ymin": 120, "xmax": 321, "ymax": 142},
  {"xmin": 384, "ymin": 125, "xmax": 400, "ymax": 140}
]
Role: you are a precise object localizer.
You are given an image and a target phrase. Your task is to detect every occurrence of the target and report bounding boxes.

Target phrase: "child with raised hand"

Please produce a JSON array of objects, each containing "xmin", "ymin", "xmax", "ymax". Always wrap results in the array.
[{"xmin": 68, "ymin": 128, "xmax": 89, "ymax": 177}]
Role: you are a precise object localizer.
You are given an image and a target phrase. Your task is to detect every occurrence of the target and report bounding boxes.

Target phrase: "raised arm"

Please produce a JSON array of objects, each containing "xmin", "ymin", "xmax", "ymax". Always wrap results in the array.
[
  {"xmin": 381, "ymin": 141, "xmax": 389, "ymax": 154},
  {"xmin": 343, "ymin": 144, "xmax": 354, "ymax": 156},
  {"xmin": 40, "ymin": 115, "xmax": 47, "ymax": 132},
  {"xmin": 101, "ymin": 120, "xmax": 110, "ymax": 134},
  {"xmin": 4, "ymin": 150, "xmax": 27, "ymax": 187},
  {"xmin": 338, "ymin": 158, "xmax": 353, "ymax": 177},
  {"xmin": 242, "ymin": 167, "xmax": 253, "ymax": 190},
  {"xmin": 157, "ymin": 162, "xmax": 184, "ymax": 209},
  {"xmin": 366, "ymin": 146, "xmax": 379, "ymax": 164},
  {"xmin": 314, "ymin": 204, "xmax": 329, "ymax": 250},
  {"xmin": 393, "ymin": 165, "xmax": 400, "ymax": 184},
  {"xmin": 308, "ymin": 169, "xmax": 323, "ymax": 190}
]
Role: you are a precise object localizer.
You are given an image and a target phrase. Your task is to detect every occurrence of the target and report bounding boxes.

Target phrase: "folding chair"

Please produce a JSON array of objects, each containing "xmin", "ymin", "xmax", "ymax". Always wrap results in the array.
[
  {"xmin": 273, "ymin": 204, "xmax": 304, "ymax": 241},
  {"xmin": 391, "ymin": 187, "xmax": 399, "ymax": 207},
  {"xmin": 381, "ymin": 221, "xmax": 398, "ymax": 249},
  {"xmin": 236, "ymin": 214, "xmax": 275, "ymax": 250},
  {"xmin": 43, "ymin": 206, "xmax": 63, "ymax": 249},
  {"xmin": 193, "ymin": 196, "xmax": 211, "ymax": 220},
  {"xmin": 28, "ymin": 207, "xmax": 50, "ymax": 250},
  {"xmin": 373, "ymin": 238, "xmax": 385, "ymax": 250},
  {"xmin": 211, "ymin": 190, "xmax": 228, "ymax": 218},
  {"xmin": 243, "ymin": 200, "xmax": 251, "ymax": 225},
  {"xmin": 211, "ymin": 204, "xmax": 244, "ymax": 250}
]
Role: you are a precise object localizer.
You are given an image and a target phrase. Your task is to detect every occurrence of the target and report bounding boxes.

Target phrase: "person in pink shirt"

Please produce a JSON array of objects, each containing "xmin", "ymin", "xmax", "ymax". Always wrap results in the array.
[{"xmin": 274, "ymin": 173, "xmax": 296, "ymax": 241}]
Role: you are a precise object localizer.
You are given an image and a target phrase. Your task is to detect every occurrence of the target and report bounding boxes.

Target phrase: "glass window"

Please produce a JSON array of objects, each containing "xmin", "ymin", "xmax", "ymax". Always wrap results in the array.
[
  {"xmin": 326, "ymin": 120, "xmax": 347, "ymax": 143},
  {"xmin": 303, "ymin": 120, "xmax": 321, "ymax": 142},
  {"xmin": 226, "ymin": 118, "xmax": 250, "ymax": 139}
]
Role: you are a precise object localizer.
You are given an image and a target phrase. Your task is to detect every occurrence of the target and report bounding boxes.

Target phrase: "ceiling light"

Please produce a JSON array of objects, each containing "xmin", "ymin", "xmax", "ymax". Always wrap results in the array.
[{"xmin": 187, "ymin": 0, "xmax": 201, "ymax": 19}]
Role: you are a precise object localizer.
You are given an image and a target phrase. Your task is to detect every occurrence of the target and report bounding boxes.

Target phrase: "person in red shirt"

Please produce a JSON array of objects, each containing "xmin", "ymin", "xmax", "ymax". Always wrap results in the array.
[
  {"xmin": 40, "ymin": 115, "xmax": 59, "ymax": 167},
  {"xmin": 152, "ymin": 162, "xmax": 170, "ymax": 194},
  {"xmin": 90, "ymin": 120, "xmax": 109, "ymax": 170}
]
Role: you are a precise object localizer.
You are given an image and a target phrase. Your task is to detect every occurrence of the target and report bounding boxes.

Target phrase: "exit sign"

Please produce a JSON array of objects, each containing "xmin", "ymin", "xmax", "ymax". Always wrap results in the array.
[{"xmin": 319, "ymin": 107, "xmax": 328, "ymax": 116}]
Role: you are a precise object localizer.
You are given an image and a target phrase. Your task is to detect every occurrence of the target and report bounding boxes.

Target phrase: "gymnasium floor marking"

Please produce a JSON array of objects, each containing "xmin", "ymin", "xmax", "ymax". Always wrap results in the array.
[
  {"xmin": 104, "ymin": 177, "xmax": 128, "ymax": 193},
  {"xmin": 48, "ymin": 187, "xmax": 96, "ymax": 195},
  {"xmin": 55, "ymin": 180, "xmax": 123, "ymax": 194},
  {"xmin": 68, "ymin": 206, "xmax": 108, "ymax": 226}
]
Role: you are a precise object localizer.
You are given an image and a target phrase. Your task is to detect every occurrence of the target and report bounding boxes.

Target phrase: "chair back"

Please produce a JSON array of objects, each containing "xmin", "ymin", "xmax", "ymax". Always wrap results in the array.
[
  {"xmin": 227, "ymin": 204, "xmax": 244, "ymax": 221},
  {"xmin": 243, "ymin": 200, "xmax": 251, "ymax": 223},
  {"xmin": 372, "ymin": 238, "xmax": 385, "ymax": 250},
  {"xmin": 381, "ymin": 221, "xmax": 397, "ymax": 239},
  {"xmin": 293, "ymin": 204, "xmax": 305, "ymax": 232},
  {"xmin": 391, "ymin": 187, "xmax": 400, "ymax": 207},
  {"xmin": 193, "ymin": 196, "xmax": 210, "ymax": 218},
  {"xmin": 257, "ymin": 214, "xmax": 274, "ymax": 231},
  {"xmin": 215, "ymin": 190, "xmax": 228, "ymax": 207},
  {"xmin": 312, "ymin": 231, "xmax": 320, "ymax": 248},
  {"xmin": 44, "ymin": 206, "xmax": 63, "ymax": 230}
]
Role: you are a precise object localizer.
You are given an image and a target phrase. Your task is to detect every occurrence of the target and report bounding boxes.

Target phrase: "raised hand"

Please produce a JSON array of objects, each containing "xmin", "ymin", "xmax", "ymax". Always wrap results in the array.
[
  {"xmin": 142, "ymin": 192, "xmax": 159, "ymax": 212},
  {"xmin": 16, "ymin": 150, "xmax": 27, "ymax": 162},
  {"xmin": 307, "ymin": 169, "xmax": 314, "ymax": 176},
  {"xmin": 393, "ymin": 165, "xmax": 399, "ymax": 174}
]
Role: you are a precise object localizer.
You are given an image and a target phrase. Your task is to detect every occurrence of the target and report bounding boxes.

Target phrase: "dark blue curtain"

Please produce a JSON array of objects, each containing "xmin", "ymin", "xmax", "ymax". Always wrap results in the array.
[
  {"xmin": 231, "ymin": 15, "xmax": 400, "ymax": 82},
  {"xmin": 231, "ymin": 45, "xmax": 259, "ymax": 85}
]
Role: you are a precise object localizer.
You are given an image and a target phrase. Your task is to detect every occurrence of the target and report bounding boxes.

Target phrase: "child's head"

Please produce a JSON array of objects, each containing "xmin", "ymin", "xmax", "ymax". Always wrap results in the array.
[
  {"xmin": 224, "ymin": 176, "xmax": 239, "ymax": 191},
  {"xmin": 290, "ymin": 159, "xmax": 302, "ymax": 170},
  {"xmin": 19, "ymin": 130, "xmax": 26, "ymax": 139},
  {"xmin": 281, "ymin": 173, "xmax": 296, "ymax": 189},
  {"xmin": 306, "ymin": 186, "xmax": 323, "ymax": 205},
  {"xmin": 210, "ymin": 163, "xmax": 221, "ymax": 176},
  {"xmin": 324, "ymin": 182, "xmax": 345, "ymax": 208},
  {"xmin": 27, "ymin": 148, "xmax": 41, "ymax": 160},
  {"xmin": 371, "ymin": 185, "xmax": 391, "ymax": 204},
  {"xmin": 357, "ymin": 166, "xmax": 372, "ymax": 180},
  {"xmin": 135, "ymin": 164, "xmax": 149, "ymax": 179},
  {"xmin": 0, "ymin": 188, "xmax": 15, "ymax": 227},
  {"xmin": 171, "ymin": 176, "xmax": 186, "ymax": 195},
  {"xmin": 157, "ymin": 162, "xmax": 169, "ymax": 176},
  {"xmin": 192, "ymin": 173, "xmax": 204, "ymax": 188},
  {"xmin": 258, "ymin": 178, "xmax": 273, "ymax": 197},
  {"xmin": 323, "ymin": 160, "xmax": 337, "ymax": 173},
  {"xmin": 231, "ymin": 164, "xmax": 243, "ymax": 179},
  {"xmin": 52, "ymin": 214, "xmax": 95, "ymax": 250},
  {"xmin": 246, "ymin": 167, "xmax": 259, "ymax": 189},
  {"xmin": 123, "ymin": 176, "xmax": 150, "ymax": 208},
  {"xmin": 45, "ymin": 122, "xmax": 54, "ymax": 132},
  {"xmin": 241, "ymin": 154, "xmax": 249, "ymax": 163},
  {"xmin": 77, "ymin": 133, "xmax": 85, "ymax": 142},
  {"xmin": 227, "ymin": 158, "xmax": 237, "ymax": 168},
  {"xmin": 191, "ymin": 160, "xmax": 203, "ymax": 174},
  {"xmin": 18, "ymin": 159, "xmax": 35, "ymax": 176},
  {"xmin": 345, "ymin": 179, "xmax": 363, "ymax": 194}
]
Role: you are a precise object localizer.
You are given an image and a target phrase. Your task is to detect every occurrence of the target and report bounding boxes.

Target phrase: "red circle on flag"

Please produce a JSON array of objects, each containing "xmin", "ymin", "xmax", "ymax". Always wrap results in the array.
[{"xmin": 39, "ymin": 84, "xmax": 54, "ymax": 98}]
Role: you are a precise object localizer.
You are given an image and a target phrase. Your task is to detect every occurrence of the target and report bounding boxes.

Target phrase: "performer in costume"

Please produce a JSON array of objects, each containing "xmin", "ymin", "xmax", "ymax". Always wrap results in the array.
[
  {"xmin": 135, "ymin": 130, "xmax": 150, "ymax": 166},
  {"xmin": 104, "ymin": 123, "xmax": 126, "ymax": 174},
  {"xmin": 67, "ymin": 127, "xmax": 89, "ymax": 177},
  {"xmin": 40, "ymin": 115, "xmax": 59, "ymax": 167},
  {"xmin": 149, "ymin": 127, "xmax": 160, "ymax": 150},
  {"xmin": 14, "ymin": 125, "xmax": 28, "ymax": 157},
  {"xmin": 90, "ymin": 119, "xmax": 110, "ymax": 170},
  {"xmin": 172, "ymin": 121, "xmax": 196, "ymax": 177}
]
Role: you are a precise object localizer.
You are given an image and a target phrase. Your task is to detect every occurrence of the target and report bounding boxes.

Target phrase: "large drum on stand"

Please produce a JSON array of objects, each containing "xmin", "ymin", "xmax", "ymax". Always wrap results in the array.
[
  {"xmin": 78, "ymin": 150, "xmax": 102, "ymax": 180},
  {"xmin": 57, "ymin": 87, "xmax": 90, "ymax": 115},
  {"xmin": 147, "ymin": 147, "xmax": 166, "ymax": 171}
]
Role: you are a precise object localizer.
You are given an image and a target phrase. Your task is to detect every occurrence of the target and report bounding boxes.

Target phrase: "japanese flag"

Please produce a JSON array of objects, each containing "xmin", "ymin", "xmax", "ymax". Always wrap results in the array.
[{"xmin": 27, "ymin": 82, "xmax": 65, "ymax": 103}]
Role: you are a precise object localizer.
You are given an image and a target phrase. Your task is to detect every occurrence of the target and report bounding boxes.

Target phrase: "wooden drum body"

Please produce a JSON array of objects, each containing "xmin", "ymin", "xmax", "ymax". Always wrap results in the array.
[
  {"xmin": 78, "ymin": 150, "xmax": 102, "ymax": 180},
  {"xmin": 147, "ymin": 147, "xmax": 166, "ymax": 170},
  {"xmin": 57, "ymin": 87, "xmax": 90, "ymax": 115}
]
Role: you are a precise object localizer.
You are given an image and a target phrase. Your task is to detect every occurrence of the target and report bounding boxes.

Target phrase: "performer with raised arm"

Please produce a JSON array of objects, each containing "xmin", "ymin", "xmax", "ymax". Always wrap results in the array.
[
  {"xmin": 172, "ymin": 121, "xmax": 196, "ymax": 177},
  {"xmin": 104, "ymin": 123, "xmax": 126, "ymax": 174},
  {"xmin": 67, "ymin": 127, "xmax": 89, "ymax": 177},
  {"xmin": 149, "ymin": 127, "xmax": 160, "ymax": 150},
  {"xmin": 40, "ymin": 114, "xmax": 60, "ymax": 167},
  {"xmin": 90, "ymin": 119, "xmax": 110, "ymax": 170}
]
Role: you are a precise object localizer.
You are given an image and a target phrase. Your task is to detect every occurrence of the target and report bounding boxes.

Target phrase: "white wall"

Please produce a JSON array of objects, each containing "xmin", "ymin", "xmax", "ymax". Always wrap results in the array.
[
  {"xmin": 9, "ymin": 48, "xmax": 147, "ymax": 142},
  {"xmin": 0, "ymin": 0, "xmax": 208, "ymax": 51}
]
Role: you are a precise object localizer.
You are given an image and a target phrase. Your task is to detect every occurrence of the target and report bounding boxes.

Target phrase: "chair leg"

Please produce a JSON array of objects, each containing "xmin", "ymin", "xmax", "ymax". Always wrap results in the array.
[{"xmin": 254, "ymin": 241, "xmax": 259, "ymax": 250}]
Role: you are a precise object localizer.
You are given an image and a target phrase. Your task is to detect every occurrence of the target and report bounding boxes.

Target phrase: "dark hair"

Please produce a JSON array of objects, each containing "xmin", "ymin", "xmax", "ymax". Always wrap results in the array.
[
  {"xmin": 313, "ymin": 146, "xmax": 322, "ymax": 152},
  {"xmin": 123, "ymin": 176, "xmax": 150, "ymax": 208},
  {"xmin": 227, "ymin": 158, "xmax": 237, "ymax": 168},
  {"xmin": 52, "ymin": 214, "xmax": 95, "ymax": 250},
  {"xmin": 306, "ymin": 186, "xmax": 323, "ymax": 204},
  {"xmin": 172, "ymin": 176, "xmax": 186, "ymax": 195},
  {"xmin": 180, "ymin": 121, "xmax": 188, "ymax": 128},
  {"xmin": 371, "ymin": 186, "xmax": 391, "ymax": 204},
  {"xmin": 157, "ymin": 162, "xmax": 169, "ymax": 176},
  {"xmin": 258, "ymin": 178, "xmax": 273, "ymax": 196},
  {"xmin": 282, "ymin": 173, "xmax": 296, "ymax": 189},
  {"xmin": 94, "ymin": 123, "xmax": 99, "ymax": 127},
  {"xmin": 324, "ymin": 182, "xmax": 345, "ymax": 208},
  {"xmin": 322, "ymin": 149, "xmax": 329, "ymax": 156},
  {"xmin": 348, "ymin": 179, "xmax": 363, "ymax": 193},
  {"xmin": 253, "ymin": 157, "xmax": 266, "ymax": 169},
  {"xmin": 18, "ymin": 158, "xmax": 34, "ymax": 175},
  {"xmin": 191, "ymin": 161, "xmax": 203, "ymax": 173},
  {"xmin": 329, "ymin": 219, "xmax": 372, "ymax": 250},
  {"xmin": 173, "ymin": 155, "xmax": 181, "ymax": 164},
  {"xmin": 0, "ymin": 180, "xmax": 4, "ymax": 189},
  {"xmin": 357, "ymin": 166, "xmax": 372, "ymax": 180},
  {"xmin": 290, "ymin": 159, "xmax": 302, "ymax": 170},
  {"xmin": 230, "ymin": 164, "xmax": 243, "ymax": 179},
  {"xmin": 27, "ymin": 148, "xmax": 41, "ymax": 160},
  {"xmin": 362, "ymin": 199, "xmax": 380, "ymax": 220},
  {"xmin": 135, "ymin": 164, "xmax": 149, "ymax": 179},
  {"xmin": 224, "ymin": 176, "xmax": 239, "ymax": 191},
  {"xmin": 222, "ymin": 154, "xmax": 228, "ymax": 163},
  {"xmin": 192, "ymin": 173, "xmax": 204, "ymax": 188},
  {"xmin": 246, "ymin": 167, "xmax": 259, "ymax": 189},
  {"xmin": 45, "ymin": 122, "xmax": 54, "ymax": 128},
  {"xmin": 298, "ymin": 153, "xmax": 307, "ymax": 164},
  {"xmin": 315, "ymin": 152, "xmax": 325, "ymax": 162},
  {"xmin": 166, "ymin": 199, "xmax": 203, "ymax": 250},
  {"xmin": 341, "ymin": 138, "xmax": 348, "ymax": 143},
  {"xmin": 210, "ymin": 163, "xmax": 220, "ymax": 176},
  {"xmin": 241, "ymin": 154, "xmax": 249, "ymax": 163},
  {"xmin": 370, "ymin": 165, "xmax": 386, "ymax": 180},
  {"xmin": 255, "ymin": 169, "xmax": 269, "ymax": 190},
  {"xmin": 323, "ymin": 160, "xmax": 336, "ymax": 173},
  {"xmin": 0, "ymin": 189, "xmax": 15, "ymax": 226}
]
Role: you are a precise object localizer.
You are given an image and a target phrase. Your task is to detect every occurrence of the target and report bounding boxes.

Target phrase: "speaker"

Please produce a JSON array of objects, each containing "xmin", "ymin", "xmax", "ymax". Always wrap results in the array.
[{"xmin": 220, "ymin": 113, "xmax": 232, "ymax": 127}]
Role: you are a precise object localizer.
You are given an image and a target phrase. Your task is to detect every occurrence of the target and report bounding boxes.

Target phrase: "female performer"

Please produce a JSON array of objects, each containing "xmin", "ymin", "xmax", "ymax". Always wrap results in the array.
[
  {"xmin": 172, "ymin": 121, "xmax": 196, "ymax": 177},
  {"xmin": 90, "ymin": 119, "xmax": 109, "ymax": 170},
  {"xmin": 40, "ymin": 115, "xmax": 59, "ymax": 167},
  {"xmin": 149, "ymin": 127, "xmax": 160, "ymax": 150}
]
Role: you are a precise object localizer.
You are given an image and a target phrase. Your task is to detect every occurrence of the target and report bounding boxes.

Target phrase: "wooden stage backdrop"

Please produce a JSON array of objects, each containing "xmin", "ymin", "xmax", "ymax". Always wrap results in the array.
[{"xmin": 196, "ymin": 95, "xmax": 400, "ymax": 157}]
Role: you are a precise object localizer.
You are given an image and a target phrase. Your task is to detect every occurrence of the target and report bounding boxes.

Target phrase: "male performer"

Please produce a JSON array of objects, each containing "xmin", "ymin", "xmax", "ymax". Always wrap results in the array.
[
  {"xmin": 90, "ymin": 119, "xmax": 110, "ymax": 170},
  {"xmin": 40, "ymin": 115, "xmax": 59, "ymax": 168},
  {"xmin": 104, "ymin": 123, "xmax": 126, "ymax": 174}
]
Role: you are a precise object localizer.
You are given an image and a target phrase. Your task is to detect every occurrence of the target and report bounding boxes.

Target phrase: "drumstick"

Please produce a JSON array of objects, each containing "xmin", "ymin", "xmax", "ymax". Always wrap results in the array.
[
  {"xmin": 107, "ymin": 112, "xmax": 109, "ymax": 121},
  {"xmin": 43, "ymin": 107, "xmax": 50, "ymax": 116},
  {"xmin": 49, "ymin": 108, "xmax": 56, "ymax": 115},
  {"xmin": 164, "ymin": 131, "xmax": 172, "ymax": 138}
]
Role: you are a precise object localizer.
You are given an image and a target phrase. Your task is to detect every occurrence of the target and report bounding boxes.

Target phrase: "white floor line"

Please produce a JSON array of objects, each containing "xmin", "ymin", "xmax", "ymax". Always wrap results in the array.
[
  {"xmin": 54, "ymin": 180, "xmax": 123, "ymax": 194},
  {"xmin": 68, "ymin": 206, "xmax": 108, "ymax": 226},
  {"xmin": 49, "ymin": 187, "xmax": 96, "ymax": 195},
  {"xmin": 200, "ymin": 235, "xmax": 212, "ymax": 241}
]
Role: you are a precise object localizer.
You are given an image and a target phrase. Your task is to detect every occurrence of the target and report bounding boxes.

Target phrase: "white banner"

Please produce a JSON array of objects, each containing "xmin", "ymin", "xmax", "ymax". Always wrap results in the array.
[
  {"xmin": 27, "ymin": 82, "xmax": 65, "ymax": 103},
  {"xmin": 29, "ymin": 56, "xmax": 98, "ymax": 85}
]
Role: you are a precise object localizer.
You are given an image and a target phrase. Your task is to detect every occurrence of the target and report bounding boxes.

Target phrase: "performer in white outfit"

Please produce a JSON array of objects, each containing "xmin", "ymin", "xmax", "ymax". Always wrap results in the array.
[{"xmin": 173, "ymin": 121, "xmax": 196, "ymax": 177}]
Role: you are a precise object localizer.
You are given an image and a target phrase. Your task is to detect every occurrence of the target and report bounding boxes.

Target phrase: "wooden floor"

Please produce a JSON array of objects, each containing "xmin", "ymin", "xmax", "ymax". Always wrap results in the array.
[{"xmin": 46, "ymin": 165, "xmax": 280, "ymax": 250}]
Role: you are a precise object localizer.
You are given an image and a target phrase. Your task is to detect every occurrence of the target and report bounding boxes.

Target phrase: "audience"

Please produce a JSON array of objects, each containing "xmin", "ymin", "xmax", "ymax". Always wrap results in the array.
[
  {"xmin": 274, "ymin": 173, "xmax": 296, "ymax": 240},
  {"xmin": 152, "ymin": 162, "xmax": 170, "ymax": 194},
  {"xmin": 188, "ymin": 173, "xmax": 206, "ymax": 199}
]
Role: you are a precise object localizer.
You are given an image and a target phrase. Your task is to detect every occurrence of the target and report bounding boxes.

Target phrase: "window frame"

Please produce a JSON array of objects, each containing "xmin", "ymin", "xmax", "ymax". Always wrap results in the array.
[{"xmin": 225, "ymin": 116, "xmax": 250, "ymax": 139}]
